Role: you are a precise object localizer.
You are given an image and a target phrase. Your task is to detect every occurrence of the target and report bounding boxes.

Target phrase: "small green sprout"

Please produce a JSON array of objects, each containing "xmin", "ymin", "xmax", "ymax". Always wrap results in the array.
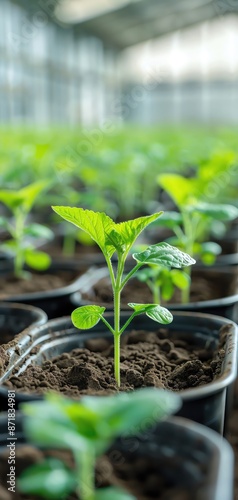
[
  {"xmin": 19, "ymin": 388, "xmax": 181, "ymax": 500},
  {"xmin": 52, "ymin": 207, "xmax": 195, "ymax": 386},
  {"xmin": 0, "ymin": 181, "xmax": 53, "ymax": 278},
  {"xmin": 156, "ymin": 174, "xmax": 238, "ymax": 303}
]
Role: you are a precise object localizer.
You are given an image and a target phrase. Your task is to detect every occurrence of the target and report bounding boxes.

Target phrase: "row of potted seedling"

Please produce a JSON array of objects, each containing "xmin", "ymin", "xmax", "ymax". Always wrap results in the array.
[{"xmin": 0, "ymin": 197, "xmax": 237, "ymax": 499}]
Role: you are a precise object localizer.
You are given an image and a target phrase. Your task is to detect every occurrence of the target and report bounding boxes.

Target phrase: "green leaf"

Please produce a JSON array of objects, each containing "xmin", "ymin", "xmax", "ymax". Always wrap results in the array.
[
  {"xmin": 133, "ymin": 242, "xmax": 196, "ymax": 268},
  {"xmin": 157, "ymin": 174, "xmax": 198, "ymax": 208},
  {"xmin": 71, "ymin": 305, "xmax": 106, "ymax": 330},
  {"xmin": 0, "ymin": 190, "xmax": 25, "ymax": 212},
  {"xmin": 24, "ymin": 223, "xmax": 54, "ymax": 240},
  {"xmin": 52, "ymin": 207, "xmax": 163, "ymax": 259},
  {"xmin": 96, "ymin": 487, "xmax": 136, "ymax": 500},
  {"xmin": 171, "ymin": 270, "xmax": 191, "ymax": 290},
  {"xmin": 105, "ymin": 229, "xmax": 125, "ymax": 253},
  {"xmin": 83, "ymin": 388, "xmax": 181, "ymax": 436},
  {"xmin": 200, "ymin": 253, "xmax": 217, "ymax": 265},
  {"xmin": 52, "ymin": 206, "xmax": 115, "ymax": 255},
  {"xmin": 0, "ymin": 240, "xmax": 17, "ymax": 255},
  {"xmin": 20, "ymin": 181, "xmax": 49, "ymax": 212},
  {"xmin": 18, "ymin": 459, "xmax": 76, "ymax": 499},
  {"xmin": 200, "ymin": 242, "xmax": 222, "ymax": 256},
  {"xmin": 193, "ymin": 202, "xmax": 238, "ymax": 221},
  {"xmin": 210, "ymin": 220, "xmax": 227, "ymax": 238},
  {"xmin": 0, "ymin": 181, "xmax": 48, "ymax": 213},
  {"xmin": 23, "ymin": 416, "xmax": 87, "ymax": 452},
  {"xmin": 24, "ymin": 249, "xmax": 51, "ymax": 270},
  {"xmin": 128, "ymin": 303, "xmax": 173, "ymax": 324},
  {"xmin": 76, "ymin": 230, "xmax": 96, "ymax": 246},
  {"xmin": 115, "ymin": 212, "xmax": 163, "ymax": 253},
  {"xmin": 22, "ymin": 395, "xmax": 101, "ymax": 442}
]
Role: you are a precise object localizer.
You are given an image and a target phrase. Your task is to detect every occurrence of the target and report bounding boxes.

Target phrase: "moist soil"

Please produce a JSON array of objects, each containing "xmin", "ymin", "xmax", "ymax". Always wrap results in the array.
[
  {"xmin": 80, "ymin": 269, "xmax": 238, "ymax": 307},
  {"xmin": 0, "ymin": 270, "xmax": 83, "ymax": 299},
  {"xmin": 3, "ymin": 325, "xmax": 227, "ymax": 398}
]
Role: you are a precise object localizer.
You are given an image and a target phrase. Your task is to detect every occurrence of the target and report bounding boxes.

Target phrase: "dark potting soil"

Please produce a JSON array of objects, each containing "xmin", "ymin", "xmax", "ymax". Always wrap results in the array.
[
  {"xmin": 81, "ymin": 269, "xmax": 238, "ymax": 307},
  {"xmin": 0, "ymin": 270, "xmax": 82, "ymax": 299},
  {"xmin": 109, "ymin": 439, "xmax": 211, "ymax": 500},
  {"xmin": 4, "ymin": 325, "xmax": 227, "ymax": 397}
]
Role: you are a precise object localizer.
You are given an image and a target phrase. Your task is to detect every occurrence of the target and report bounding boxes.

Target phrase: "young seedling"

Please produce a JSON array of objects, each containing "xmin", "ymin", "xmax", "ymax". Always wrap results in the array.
[
  {"xmin": 0, "ymin": 181, "xmax": 53, "ymax": 278},
  {"xmin": 19, "ymin": 388, "xmax": 181, "ymax": 500},
  {"xmin": 156, "ymin": 174, "xmax": 238, "ymax": 303},
  {"xmin": 136, "ymin": 265, "xmax": 190, "ymax": 304},
  {"xmin": 52, "ymin": 207, "xmax": 195, "ymax": 386}
]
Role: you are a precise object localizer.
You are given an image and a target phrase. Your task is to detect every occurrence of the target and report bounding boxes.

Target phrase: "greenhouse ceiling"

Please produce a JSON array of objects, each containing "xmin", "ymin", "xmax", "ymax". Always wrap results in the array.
[
  {"xmin": 14, "ymin": 0, "xmax": 238, "ymax": 49},
  {"xmin": 55, "ymin": 0, "xmax": 234, "ymax": 48}
]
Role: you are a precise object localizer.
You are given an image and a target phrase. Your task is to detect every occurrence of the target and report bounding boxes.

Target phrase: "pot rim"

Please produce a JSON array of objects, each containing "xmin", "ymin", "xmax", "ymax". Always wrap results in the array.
[
  {"xmin": 71, "ymin": 266, "xmax": 238, "ymax": 309},
  {"xmin": 2, "ymin": 263, "xmax": 107, "ymax": 302},
  {"xmin": 0, "ymin": 301, "xmax": 48, "ymax": 330},
  {"xmin": 0, "ymin": 310, "xmax": 236, "ymax": 402}
]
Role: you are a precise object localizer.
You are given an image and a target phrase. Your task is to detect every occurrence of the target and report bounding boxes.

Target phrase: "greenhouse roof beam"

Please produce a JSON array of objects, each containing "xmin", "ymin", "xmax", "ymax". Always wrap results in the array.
[{"xmin": 71, "ymin": 0, "xmax": 228, "ymax": 49}]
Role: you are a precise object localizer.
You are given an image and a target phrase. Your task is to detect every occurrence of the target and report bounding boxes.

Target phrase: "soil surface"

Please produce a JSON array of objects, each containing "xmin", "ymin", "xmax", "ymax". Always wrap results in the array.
[
  {"xmin": 0, "ymin": 270, "xmax": 82, "ymax": 299},
  {"xmin": 109, "ymin": 434, "xmax": 212, "ymax": 500},
  {"xmin": 3, "ymin": 325, "xmax": 227, "ymax": 398},
  {"xmin": 80, "ymin": 269, "xmax": 238, "ymax": 307}
]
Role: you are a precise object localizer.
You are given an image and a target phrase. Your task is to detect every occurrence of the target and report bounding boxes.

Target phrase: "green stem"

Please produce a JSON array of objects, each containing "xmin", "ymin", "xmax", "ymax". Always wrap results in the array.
[
  {"xmin": 120, "ymin": 262, "xmax": 142, "ymax": 290},
  {"xmin": 119, "ymin": 312, "xmax": 137, "ymax": 335},
  {"xmin": 14, "ymin": 247, "xmax": 25, "ymax": 278},
  {"xmin": 113, "ymin": 255, "xmax": 125, "ymax": 387},
  {"xmin": 181, "ymin": 211, "xmax": 196, "ymax": 304},
  {"xmin": 105, "ymin": 255, "xmax": 116, "ymax": 288},
  {"xmin": 100, "ymin": 316, "xmax": 115, "ymax": 335},
  {"xmin": 114, "ymin": 334, "xmax": 121, "ymax": 388},
  {"xmin": 152, "ymin": 281, "xmax": 160, "ymax": 305},
  {"xmin": 14, "ymin": 211, "xmax": 25, "ymax": 278},
  {"xmin": 75, "ymin": 449, "xmax": 95, "ymax": 500},
  {"xmin": 63, "ymin": 233, "xmax": 75, "ymax": 256},
  {"xmin": 181, "ymin": 266, "xmax": 191, "ymax": 304}
]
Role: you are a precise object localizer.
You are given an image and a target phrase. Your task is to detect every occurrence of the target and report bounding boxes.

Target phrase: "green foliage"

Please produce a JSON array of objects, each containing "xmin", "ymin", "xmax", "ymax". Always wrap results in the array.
[
  {"xmin": 18, "ymin": 459, "xmax": 76, "ymax": 499},
  {"xmin": 156, "ymin": 173, "xmax": 238, "ymax": 302},
  {"xmin": 53, "ymin": 207, "xmax": 195, "ymax": 386},
  {"xmin": 0, "ymin": 181, "xmax": 52, "ymax": 278},
  {"xmin": 136, "ymin": 266, "xmax": 190, "ymax": 303},
  {"xmin": 19, "ymin": 389, "xmax": 181, "ymax": 500},
  {"xmin": 133, "ymin": 242, "xmax": 195, "ymax": 268}
]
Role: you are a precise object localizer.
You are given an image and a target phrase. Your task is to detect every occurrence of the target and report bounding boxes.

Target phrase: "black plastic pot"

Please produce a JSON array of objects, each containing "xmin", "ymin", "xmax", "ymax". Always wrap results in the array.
[
  {"xmin": 0, "ymin": 253, "xmax": 13, "ymax": 273},
  {"xmin": 0, "ymin": 302, "xmax": 47, "ymax": 345},
  {"xmin": 71, "ymin": 266, "xmax": 238, "ymax": 322},
  {"xmin": 0, "ymin": 414, "xmax": 233, "ymax": 500},
  {"xmin": 0, "ymin": 312, "xmax": 236, "ymax": 434},
  {"xmin": 0, "ymin": 261, "xmax": 107, "ymax": 320},
  {"xmin": 108, "ymin": 417, "xmax": 234, "ymax": 500}
]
